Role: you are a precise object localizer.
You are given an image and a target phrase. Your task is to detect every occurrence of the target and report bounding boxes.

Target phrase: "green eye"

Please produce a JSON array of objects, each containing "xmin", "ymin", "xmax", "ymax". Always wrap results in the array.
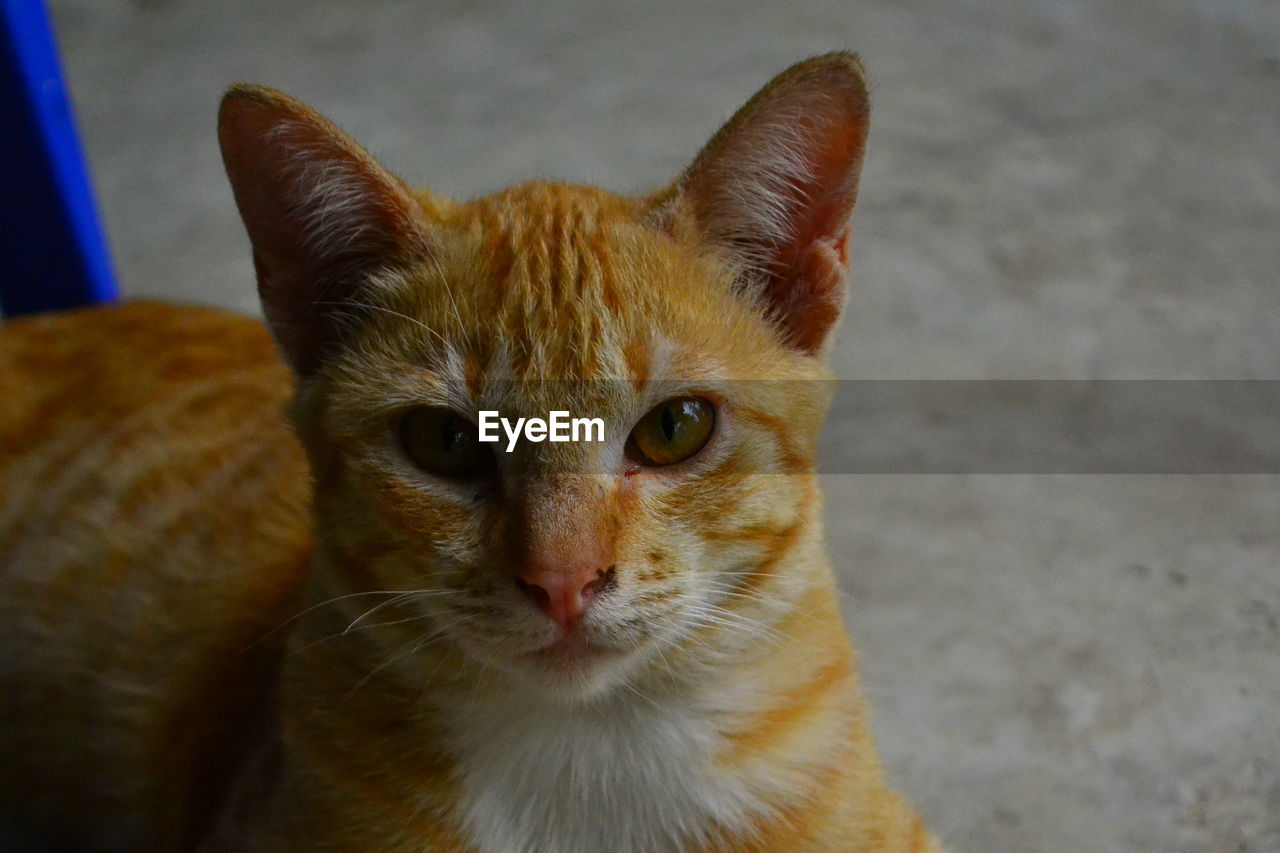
[
  {"xmin": 399, "ymin": 407, "xmax": 493, "ymax": 479},
  {"xmin": 628, "ymin": 396, "xmax": 715, "ymax": 467}
]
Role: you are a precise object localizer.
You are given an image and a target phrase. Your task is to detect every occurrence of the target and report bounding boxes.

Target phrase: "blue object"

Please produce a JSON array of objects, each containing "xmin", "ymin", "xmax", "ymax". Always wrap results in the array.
[{"xmin": 0, "ymin": 0, "xmax": 115, "ymax": 316}]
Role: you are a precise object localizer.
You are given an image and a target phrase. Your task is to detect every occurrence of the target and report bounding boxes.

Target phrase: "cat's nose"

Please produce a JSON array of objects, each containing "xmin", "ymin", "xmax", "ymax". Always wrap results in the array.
[{"xmin": 516, "ymin": 565, "xmax": 616, "ymax": 632}]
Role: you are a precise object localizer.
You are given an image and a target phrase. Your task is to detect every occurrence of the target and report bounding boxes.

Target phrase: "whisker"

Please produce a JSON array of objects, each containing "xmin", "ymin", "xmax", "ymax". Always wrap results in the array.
[
  {"xmin": 314, "ymin": 300, "xmax": 449, "ymax": 348},
  {"xmin": 238, "ymin": 588, "xmax": 440, "ymax": 655},
  {"xmin": 342, "ymin": 592, "xmax": 420, "ymax": 634},
  {"xmin": 679, "ymin": 602, "xmax": 792, "ymax": 649},
  {"xmin": 700, "ymin": 585, "xmax": 827, "ymax": 630},
  {"xmin": 280, "ymin": 592, "xmax": 465, "ymax": 659},
  {"xmin": 616, "ymin": 674, "xmax": 661, "ymax": 710},
  {"xmin": 428, "ymin": 253, "xmax": 473, "ymax": 351},
  {"xmin": 337, "ymin": 614, "xmax": 475, "ymax": 708}
]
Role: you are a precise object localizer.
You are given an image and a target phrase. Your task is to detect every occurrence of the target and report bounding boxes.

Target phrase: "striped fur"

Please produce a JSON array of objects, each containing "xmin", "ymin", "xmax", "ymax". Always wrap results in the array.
[{"xmin": 0, "ymin": 54, "xmax": 943, "ymax": 851}]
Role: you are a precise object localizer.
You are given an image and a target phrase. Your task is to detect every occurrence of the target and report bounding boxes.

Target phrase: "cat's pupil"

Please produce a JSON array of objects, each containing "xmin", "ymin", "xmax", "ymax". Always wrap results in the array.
[
  {"xmin": 627, "ymin": 396, "xmax": 714, "ymax": 467},
  {"xmin": 442, "ymin": 418, "xmax": 468, "ymax": 452},
  {"xmin": 660, "ymin": 407, "xmax": 677, "ymax": 442}
]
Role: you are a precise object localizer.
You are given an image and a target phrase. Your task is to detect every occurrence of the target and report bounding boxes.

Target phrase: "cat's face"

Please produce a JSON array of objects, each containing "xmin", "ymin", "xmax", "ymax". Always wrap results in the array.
[
  {"xmin": 299, "ymin": 182, "xmax": 833, "ymax": 698},
  {"xmin": 218, "ymin": 54, "xmax": 869, "ymax": 701}
]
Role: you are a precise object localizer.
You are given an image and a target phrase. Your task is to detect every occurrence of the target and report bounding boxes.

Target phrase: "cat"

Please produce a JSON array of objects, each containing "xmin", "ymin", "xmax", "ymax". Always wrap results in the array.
[{"xmin": 0, "ymin": 53, "xmax": 945, "ymax": 852}]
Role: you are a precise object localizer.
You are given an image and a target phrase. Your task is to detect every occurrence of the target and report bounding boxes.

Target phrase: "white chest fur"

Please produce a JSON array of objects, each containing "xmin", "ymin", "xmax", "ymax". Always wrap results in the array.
[{"xmin": 444, "ymin": 687, "xmax": 764, "ymax": 853}]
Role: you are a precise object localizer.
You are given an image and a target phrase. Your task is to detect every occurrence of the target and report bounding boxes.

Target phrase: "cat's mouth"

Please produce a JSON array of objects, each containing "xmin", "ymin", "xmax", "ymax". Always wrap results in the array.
[{"xmin": 523, "ymin": 634, "xmax": 625, "ymax": 672}]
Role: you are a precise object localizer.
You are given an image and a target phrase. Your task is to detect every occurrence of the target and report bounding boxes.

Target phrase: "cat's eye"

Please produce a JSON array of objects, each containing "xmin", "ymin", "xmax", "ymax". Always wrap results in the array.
[
  {"xmin": 628, "ymin": 396, "xmax": 716, "ymax": 467},
  {"xmin": 399, "ymin": 407, "xmax": 494, "ymax": 479}
]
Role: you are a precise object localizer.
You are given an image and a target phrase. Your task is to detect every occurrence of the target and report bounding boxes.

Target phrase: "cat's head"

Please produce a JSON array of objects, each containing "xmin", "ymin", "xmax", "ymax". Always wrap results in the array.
[{"xmin": 219, "ymin": 54, "xmax": 869, "ymax": 702}]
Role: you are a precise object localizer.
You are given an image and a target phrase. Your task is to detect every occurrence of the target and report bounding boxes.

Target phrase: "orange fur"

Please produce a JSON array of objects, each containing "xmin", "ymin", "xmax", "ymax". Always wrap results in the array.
[{"xmin": 0, "ymin": 54, "xmax": 943, "ymax": 851}]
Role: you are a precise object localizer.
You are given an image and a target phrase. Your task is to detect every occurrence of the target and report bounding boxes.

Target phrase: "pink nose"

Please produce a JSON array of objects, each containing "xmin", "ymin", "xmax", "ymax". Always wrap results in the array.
[{"xmin": 516, "ymin": 565, "xmax": 617, "ymax": 631}]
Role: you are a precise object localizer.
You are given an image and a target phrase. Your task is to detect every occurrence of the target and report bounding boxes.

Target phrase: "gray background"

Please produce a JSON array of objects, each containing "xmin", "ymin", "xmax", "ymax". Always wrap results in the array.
[{"xmin": 45, "ymin": 0, "xmax": 1280, "ymax": 850}]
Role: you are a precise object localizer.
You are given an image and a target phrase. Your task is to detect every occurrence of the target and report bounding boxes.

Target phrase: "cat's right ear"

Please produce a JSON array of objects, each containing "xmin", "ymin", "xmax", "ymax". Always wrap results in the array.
[{"xmin": 218, "ymin": 85, "xmax": 430, "ymax": 378}]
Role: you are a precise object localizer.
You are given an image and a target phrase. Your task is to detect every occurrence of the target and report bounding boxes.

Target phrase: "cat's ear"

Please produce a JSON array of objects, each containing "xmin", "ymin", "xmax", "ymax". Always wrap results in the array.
[
  {"xmin": 662, "ymin": 53, "xmax": 870, "ymax": 354},
  {"xmin": 218, "ymin": 84, "xmax": 431, "ymax": 377}
]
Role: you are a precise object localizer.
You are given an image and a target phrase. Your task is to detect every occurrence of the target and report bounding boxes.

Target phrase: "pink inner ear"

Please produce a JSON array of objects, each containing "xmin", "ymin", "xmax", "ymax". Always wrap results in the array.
[
  {"xmin": 762, "ymin": 108, "xmax": 865, "ymax": 348},
  {"xmin": 761, "ymin": 112, "xmax": 866, "ymax": 353},
  {"xmin": 769, "ymin": 231, "xmax": 849, "ymax": 354}
]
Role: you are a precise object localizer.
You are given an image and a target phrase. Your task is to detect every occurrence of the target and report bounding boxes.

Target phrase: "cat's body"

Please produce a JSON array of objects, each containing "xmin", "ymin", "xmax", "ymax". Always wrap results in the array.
[
  {"xmin": 0, "ymin": 303, "xmax": 310, "ymax": 849},
  {"xmin": 0, "ymin": 55, "xmax": 944, "ymax": 852}
]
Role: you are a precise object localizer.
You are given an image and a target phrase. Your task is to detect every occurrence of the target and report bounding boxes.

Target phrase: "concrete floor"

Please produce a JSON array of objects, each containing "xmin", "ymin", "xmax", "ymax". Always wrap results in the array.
[{"xmin": 41, "ymin": 0, "xmax": 1280, "ymax": 849}]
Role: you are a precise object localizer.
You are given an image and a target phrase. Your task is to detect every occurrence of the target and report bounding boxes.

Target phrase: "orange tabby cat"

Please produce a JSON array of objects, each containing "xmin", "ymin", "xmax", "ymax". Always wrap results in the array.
[{"xmin": 0, "ymin": 53, "xmax": 944, "ymax": 852}]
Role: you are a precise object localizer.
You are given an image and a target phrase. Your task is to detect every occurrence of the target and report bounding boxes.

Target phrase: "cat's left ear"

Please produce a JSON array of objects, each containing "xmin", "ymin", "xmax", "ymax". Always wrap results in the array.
[
  {"xmin": 660, "ymin": 53, "xmax": 870, "ymax": 354},
  {"xmin": 218, "ymin": 84, "xmax": 431, "ymax": 378}
]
